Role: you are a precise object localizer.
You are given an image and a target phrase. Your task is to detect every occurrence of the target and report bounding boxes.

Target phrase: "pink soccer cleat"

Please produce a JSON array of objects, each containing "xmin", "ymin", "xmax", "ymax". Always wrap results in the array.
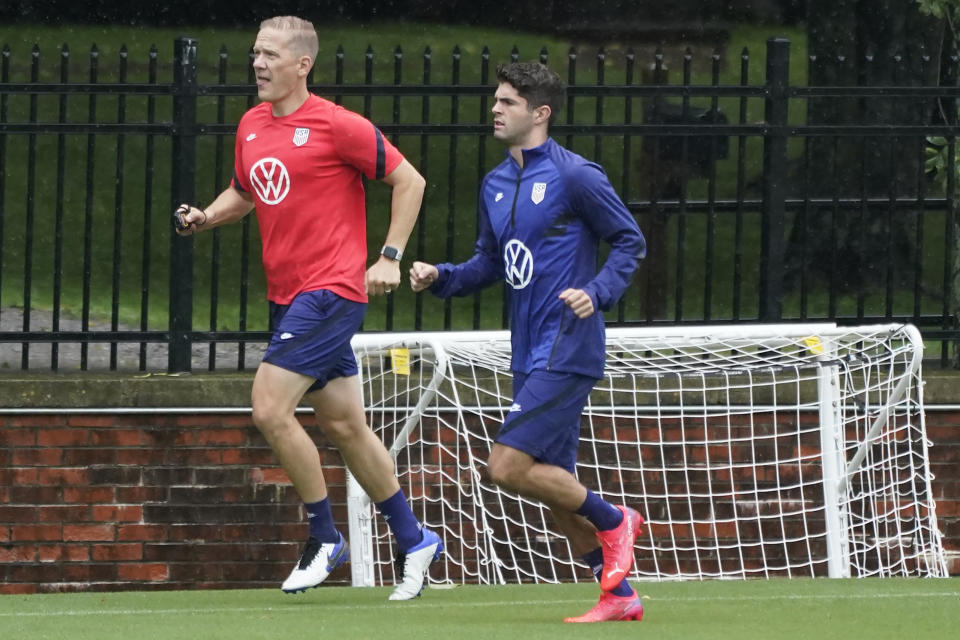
[
  {"xmin": 596, "ymin": 505, "xmax": 644, "ymax": 592},
  {"xmin": 564, "ymin": 591, "xmax": 644, "ymax": 623}
]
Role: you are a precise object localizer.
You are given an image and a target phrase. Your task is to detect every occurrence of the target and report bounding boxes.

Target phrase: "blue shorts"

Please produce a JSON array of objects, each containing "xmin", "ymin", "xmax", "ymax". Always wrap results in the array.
[
  {"xmin": 263, "ymin": 289, "xmax": 366, "ymax": 393},
  {"xmin": 495, "ymin": 370, "xmax": 599, "ymax": 473}
]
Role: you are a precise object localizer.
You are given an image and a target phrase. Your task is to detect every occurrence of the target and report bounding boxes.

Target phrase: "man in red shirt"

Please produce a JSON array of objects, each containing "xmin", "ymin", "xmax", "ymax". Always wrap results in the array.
[{"xmin": 175, "ymin": 15, "xmax": 439, "ymax": 600}]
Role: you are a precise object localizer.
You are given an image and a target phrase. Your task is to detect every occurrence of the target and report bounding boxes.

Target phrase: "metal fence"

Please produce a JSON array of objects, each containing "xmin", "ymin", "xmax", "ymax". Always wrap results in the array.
[{"xmin": 0, "ymin": 36, "xmax": 958, "ymax": 372}]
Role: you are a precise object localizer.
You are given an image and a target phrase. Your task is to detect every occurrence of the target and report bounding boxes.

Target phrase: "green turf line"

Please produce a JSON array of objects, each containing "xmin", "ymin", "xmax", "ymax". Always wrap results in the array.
[{"xmin": 1, "ymin": 579, "xmax": 957, "ymax": 640}]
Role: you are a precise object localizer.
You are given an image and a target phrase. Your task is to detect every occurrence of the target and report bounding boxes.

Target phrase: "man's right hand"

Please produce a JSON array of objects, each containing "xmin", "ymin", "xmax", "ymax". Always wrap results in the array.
[
  {"xmin": 409, "ymin": 261, "xmax": 439, "ymax": 292},
  {"xmin": 173, "ymin": 204, "xmax": 207, "ymax": 236}
]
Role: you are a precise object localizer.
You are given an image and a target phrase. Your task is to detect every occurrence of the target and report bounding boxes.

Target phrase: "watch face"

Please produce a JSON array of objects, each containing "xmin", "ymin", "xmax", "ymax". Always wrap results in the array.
[{"xmin": 382, "ymin": 246, "xmax": 402, "ymax": 260}]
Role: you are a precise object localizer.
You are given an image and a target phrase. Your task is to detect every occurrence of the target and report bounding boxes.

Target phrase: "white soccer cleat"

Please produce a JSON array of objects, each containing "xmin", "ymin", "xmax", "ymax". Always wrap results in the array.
[
  {"xmin": 281, "ymin": 532, "xmax": 349, "ymax": 593},
  {"xmin": 388, "ymin": 528, "xmax": 443, "ymax": 600}
]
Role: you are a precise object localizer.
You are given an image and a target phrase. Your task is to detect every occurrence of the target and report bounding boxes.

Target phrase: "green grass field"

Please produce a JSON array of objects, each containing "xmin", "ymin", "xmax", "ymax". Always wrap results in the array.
[{"xmin": 2, "ymin": 579, "xmax": 958, "ymax": 640}]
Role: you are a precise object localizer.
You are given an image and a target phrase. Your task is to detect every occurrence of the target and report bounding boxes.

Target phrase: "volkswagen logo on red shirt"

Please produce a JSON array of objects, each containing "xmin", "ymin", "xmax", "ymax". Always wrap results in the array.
[
  {"xmin": 504, "ymin": 239, "xmax": 534, "ymax": 289},
  {"xmin": 250, "ymin": 157, "xmax": 291, "ymax": 205}
]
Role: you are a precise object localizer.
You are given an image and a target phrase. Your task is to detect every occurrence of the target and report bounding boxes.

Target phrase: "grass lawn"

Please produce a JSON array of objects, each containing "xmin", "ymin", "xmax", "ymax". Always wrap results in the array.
[{"xmin": 1, "ymin": 578, "xmax": 958, "ymax": 639}]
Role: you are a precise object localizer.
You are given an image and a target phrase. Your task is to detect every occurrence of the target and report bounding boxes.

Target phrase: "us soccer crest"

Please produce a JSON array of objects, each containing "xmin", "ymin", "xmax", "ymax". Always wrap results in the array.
[
  {"xmin": 531, "ymin": 182, "xmax": 546, "ymax": 204},
  {"xmin": 293, "ymin": 127, "xmax": 310, "ymax": 147}
]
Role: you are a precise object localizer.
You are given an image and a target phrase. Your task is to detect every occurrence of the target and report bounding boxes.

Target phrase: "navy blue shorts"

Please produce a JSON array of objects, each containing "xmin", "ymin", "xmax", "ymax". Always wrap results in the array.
[
  {"xmin": 263, "ymin": 289, "xmax": 366, "ymax": 393},
  {"xmin": 495, "ymin": 370, "xmax": 599, "ymax": 473}
]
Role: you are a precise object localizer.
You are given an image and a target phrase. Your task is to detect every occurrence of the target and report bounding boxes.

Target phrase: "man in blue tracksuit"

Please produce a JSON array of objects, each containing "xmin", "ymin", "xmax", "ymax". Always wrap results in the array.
[{"xmin": 409, "ymin": 62, "xmax": 647, "ymax": 623}]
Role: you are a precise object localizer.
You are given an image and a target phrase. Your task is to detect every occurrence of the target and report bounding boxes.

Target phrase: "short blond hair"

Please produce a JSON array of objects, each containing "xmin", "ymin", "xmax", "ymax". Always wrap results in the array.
[{"xmin": 259, "ymin": 16, "xmax": 319, "ymax": 67}]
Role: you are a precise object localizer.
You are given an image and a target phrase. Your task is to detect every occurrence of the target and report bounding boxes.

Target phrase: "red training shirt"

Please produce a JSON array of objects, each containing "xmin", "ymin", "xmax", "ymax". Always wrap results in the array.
[{"xmin": 231, "ymin": 94, "xmax": 403, "ymax": 304}]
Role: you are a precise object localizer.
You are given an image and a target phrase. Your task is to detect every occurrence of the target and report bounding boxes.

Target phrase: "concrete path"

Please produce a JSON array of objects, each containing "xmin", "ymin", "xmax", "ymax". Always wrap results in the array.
[{"xmin": 0, "ymin": 307, "xmax": 266, "ymax": 372}]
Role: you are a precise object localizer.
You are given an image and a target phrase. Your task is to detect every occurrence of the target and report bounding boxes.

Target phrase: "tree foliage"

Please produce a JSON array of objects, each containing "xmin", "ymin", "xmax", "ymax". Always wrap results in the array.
[
  {"xmin": 919, "ymin": 0, "xmax": 958, "ymax": 197},
  {"xmin": 917, "ymin": 1, "xmax": 960, "ymax": 368},
  {"xmin": 916, "ymin": 0, "xmax": 960, "ymax": 24}
]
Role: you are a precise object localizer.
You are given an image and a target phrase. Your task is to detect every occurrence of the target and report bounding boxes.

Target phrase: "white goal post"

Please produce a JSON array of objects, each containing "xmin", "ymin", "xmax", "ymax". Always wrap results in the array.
[{"xmin": 347, "ymin": 323, "xmax": 947, "ymax": 585}]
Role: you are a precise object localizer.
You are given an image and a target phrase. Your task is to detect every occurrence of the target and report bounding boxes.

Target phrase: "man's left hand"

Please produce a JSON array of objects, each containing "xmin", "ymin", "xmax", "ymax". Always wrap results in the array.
[
  {"xmin": 558, "ymin": 288, "xmax": 595, "ymax": 318},
  {"xmin": 366, "ymin": 258, "xmax": 402, "ymax": 296}
]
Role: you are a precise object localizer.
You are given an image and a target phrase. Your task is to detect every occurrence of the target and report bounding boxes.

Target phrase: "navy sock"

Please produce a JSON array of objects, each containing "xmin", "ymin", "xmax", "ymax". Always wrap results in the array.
[
  {"xmin": 576, "ymin": 489, "xmax": 623, "ymax": 532},
  {"xmin": 375, "ymin": 489, "xmax": 423, "ymax": 552},
  {"xmin": 583, "ymin": 547, "xmax": 634, "ymax": 597},
  {"xmin": 304, "ymin": 497, "xmax": 339, "ymax": 543}
]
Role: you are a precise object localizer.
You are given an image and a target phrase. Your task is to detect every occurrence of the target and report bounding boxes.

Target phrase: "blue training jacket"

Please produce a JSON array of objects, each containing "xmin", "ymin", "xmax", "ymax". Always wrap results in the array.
[{"xmin": 429, "ymin": 137, "xmax": 646, "ymax": 378}]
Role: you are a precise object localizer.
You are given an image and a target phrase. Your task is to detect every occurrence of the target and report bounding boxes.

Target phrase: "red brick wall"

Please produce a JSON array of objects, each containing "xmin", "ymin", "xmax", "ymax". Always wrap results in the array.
[
  {"xmin": 924, "ymin": 411, "xmax": 960, "ymax": 575},
  {"xmin": 0, "ymin": 413, "xmax": 346, "ymax": 594},
  {"xmin": 1, "ymin": 410, "xmax": 958, "ymax": 594}
]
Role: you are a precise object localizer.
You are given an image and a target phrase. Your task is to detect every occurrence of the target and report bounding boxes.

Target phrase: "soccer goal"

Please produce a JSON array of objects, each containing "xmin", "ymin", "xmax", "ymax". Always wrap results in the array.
[{"xmin": 347, "ymin": 323, "xmax": 947, "ymax": 586}]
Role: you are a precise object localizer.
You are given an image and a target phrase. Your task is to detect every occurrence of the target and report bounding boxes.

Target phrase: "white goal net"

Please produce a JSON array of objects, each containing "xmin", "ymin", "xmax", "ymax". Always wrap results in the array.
[{"xmin": 348, "ymin": 323, "xmax": 947, "ymax": 585}]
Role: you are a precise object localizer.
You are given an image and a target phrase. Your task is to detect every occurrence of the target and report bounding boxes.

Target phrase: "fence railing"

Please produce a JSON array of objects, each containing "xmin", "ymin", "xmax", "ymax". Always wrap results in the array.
[{"xmin": 0, "ymin": 36, "xmax": 958, "ymax": 372}]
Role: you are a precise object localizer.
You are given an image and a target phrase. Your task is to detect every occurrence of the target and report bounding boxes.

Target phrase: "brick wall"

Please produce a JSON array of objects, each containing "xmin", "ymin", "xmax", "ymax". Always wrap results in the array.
[
  {"xmin": 1, "ymin": 409, "xmax": 958, "ymax": 594},
  {"xmin": 924, "ymin": 411, "xmax": 960, "ymax": 575},
  {"xmin": 0, "ymin": 413, "xmax": 344, "ymax": 594}
]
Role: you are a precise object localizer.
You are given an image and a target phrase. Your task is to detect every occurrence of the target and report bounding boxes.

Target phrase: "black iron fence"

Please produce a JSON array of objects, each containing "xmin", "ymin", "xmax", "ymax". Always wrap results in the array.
[{"xmin": 0, "ymin": 36, "xmax": 958, "ymax": 371}]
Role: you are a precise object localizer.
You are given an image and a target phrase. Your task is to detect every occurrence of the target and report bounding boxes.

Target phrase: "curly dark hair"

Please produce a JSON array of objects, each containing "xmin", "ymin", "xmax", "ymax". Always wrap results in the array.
[{"xmin": 495, "ymin": 62, "xmax": 566, "ymax": 124}]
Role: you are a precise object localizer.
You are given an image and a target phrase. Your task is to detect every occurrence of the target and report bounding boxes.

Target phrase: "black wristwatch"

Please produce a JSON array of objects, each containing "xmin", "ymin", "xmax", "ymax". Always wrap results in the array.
[{"xmin": 380, "ymin": 245, "xmax": 403, "ymax": 261}]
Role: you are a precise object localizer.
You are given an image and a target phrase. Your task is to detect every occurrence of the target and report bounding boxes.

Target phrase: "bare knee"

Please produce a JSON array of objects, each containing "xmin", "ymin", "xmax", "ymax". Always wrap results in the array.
[
  {"xmin": 250, "ymin": 363, "xmax": 313, "ymax": 441},
  {"xmin": 251, "ymin": 397, "xmax": 292, "ymax": 440},
  {"xmin": 251, "ymin": 385, "xmax": 297, "ymax": 441},
  {"xmin": 487, "ymin": 447, "xmax": 529, "ymax": 491},
  {"xmin": 304, "ymin": 381, "xmax": 369, "ymax": 447},
  {"xmin": 318, "ymin": 415, "xmax": 364, "ymax": 447}
]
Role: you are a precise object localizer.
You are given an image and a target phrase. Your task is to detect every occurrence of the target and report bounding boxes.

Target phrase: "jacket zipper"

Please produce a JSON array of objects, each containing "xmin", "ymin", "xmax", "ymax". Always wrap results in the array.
[
  {"xmin": 509, "ymin": 167, "xmax": 523, "ymax": 227},
  {"xmin": 545, "ymin": 310, "xmax": 568, "ymax": 371}
]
